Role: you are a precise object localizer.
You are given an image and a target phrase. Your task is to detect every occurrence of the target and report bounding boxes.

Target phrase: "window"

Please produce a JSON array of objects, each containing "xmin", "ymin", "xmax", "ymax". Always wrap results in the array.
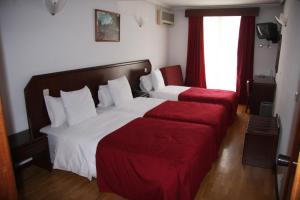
[{"xmin": 204, "ymin": 16, "xmax": 241, "ymax": 91}]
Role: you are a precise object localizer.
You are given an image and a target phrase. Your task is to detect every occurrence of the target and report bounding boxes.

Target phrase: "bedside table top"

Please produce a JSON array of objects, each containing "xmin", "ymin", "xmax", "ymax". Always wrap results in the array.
[
  {"xmin": 253, "ymin": 75, "xmax": 275, "ymax": 85},
  {"xmin": 9, "ymin": 130, "xmax": 32, "ymax": 149},
  {"xmin": 9, "ymin": 129, "xmax": 51, "ymax": 170},
  {"xmin": 9, "ymin": 130, "xmax": 46, "ymax": 149},
  {"xmin": 133, "ymin": 90, "xmax": 149, "ymax": 98}
]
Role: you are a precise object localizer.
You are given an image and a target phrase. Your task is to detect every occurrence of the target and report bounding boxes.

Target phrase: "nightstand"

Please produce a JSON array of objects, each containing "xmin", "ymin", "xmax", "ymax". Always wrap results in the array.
[
  {"xmin": 133, "ymin": 90, "xmax": 150, "ymax": 98},
  {"xmin": 249, "ymin": 76, "xmax": 276, "ymax": 114},
  {"xmin": 9, "ymin": 130, "xmax": 51, "ymax": 171}
]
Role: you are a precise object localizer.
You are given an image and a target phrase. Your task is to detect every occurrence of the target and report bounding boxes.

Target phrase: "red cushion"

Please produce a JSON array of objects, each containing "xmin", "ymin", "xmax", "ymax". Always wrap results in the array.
[{"xmin": 160, "ymin": 65, "xmax": 184, "ymax": 86}]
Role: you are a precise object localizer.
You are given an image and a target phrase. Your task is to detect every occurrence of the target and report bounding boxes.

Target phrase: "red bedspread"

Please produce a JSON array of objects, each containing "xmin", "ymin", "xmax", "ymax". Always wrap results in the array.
[
  {"xmin": 179, "ymin": 88, "xmax": 238, "ymax": 123},
  {"xmin": 96, "ymin": 118, "xmax": 216, "ymax": 200},
  {"xmin": 144, "ymin": 101, "xmax": 227, "ymax": 147}
]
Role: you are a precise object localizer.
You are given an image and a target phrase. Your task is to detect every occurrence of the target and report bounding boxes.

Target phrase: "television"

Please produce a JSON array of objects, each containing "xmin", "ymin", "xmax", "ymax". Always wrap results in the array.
[{"xmin": 256, "ymin": 23, "xmax": 279, "ymax": 43}]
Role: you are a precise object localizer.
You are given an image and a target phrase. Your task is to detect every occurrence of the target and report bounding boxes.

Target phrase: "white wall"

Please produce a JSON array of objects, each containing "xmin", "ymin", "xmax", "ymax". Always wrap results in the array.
[
  {"xmin": 0, "ymin": 31, "xmax": 14, "ymax": 133},
  {"xmin": 274, "ymin": 0, "xmax": 300, "ymax": 155},
  {"xmin": 167, "ymin": 6, "xmax": 281, "ymax": 79},
  {"xmin": 254, "ymin": 6, "xmax": 282, "ymax": 76},
  {"xmin": 273, "ymin": 0, "xmax": 300, "ymax": 195},
  {"xmin": 0, "ymin": 0, "xmax": 168, "ymax": 134},
  {"xmin": 167, "ymin": 9, "xmax": 188, "ymax": 79}
]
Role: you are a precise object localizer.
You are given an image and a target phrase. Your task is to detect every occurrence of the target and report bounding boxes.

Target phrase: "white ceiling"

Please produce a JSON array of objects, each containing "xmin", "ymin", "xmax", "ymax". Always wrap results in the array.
[{"xmin": 145, "ymin": 0, "xmax": 282, "ymax": 8}]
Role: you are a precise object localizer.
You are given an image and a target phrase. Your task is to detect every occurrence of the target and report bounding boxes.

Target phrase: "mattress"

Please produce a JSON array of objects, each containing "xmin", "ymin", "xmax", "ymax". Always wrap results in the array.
[
  {"xmin": 111, "ymin": 97, "xmax": 166, "ymax": 116},
  {"xmin": 96, "ymin": 117, "xmax": 217, "ymax": 200},
  {"xmin": 111, "ymin": 97, "xmax": 228, "ymax": 148},
  {"xmin": 40, "ymin": 110, "xmax": 139, "ymax": 180},
  {"xmin": 149, "ymin": 85, "xmax": 238, "ymax": 123},
  {"xmin": 179, "ymin": 87, "xmax": 238, "ymax": 123},
  {"xmin": 144, "ymin": 100, "xmax": 228, "ymax": 147},
  {"xmin": 149, "ymin": 85, "xmax": 190, "ymax": 100}
]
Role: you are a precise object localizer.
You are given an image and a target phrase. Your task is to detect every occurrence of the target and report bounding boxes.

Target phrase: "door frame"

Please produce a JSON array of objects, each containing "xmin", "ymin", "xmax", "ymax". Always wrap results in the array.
[
  {"xmin": 0, "ymin": 97, "xmax": 17, "ymax": 199},
  {"xmin": 281, "ymin": 100, "xmax": 300, "ymax": 199},
  {"xmin": 290, "ymin": 152, "xmax": 300, "ymax": 199}
]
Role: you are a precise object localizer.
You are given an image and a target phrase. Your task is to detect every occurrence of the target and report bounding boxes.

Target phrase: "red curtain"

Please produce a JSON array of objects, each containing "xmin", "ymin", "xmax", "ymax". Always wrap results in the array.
[
  {"xmin": 185, "ymin": 17, "xmax": 206, "ymax": 88},
  {"xmin": 236, "ymin": 16, "xmax": 255, "ymax": 104}
]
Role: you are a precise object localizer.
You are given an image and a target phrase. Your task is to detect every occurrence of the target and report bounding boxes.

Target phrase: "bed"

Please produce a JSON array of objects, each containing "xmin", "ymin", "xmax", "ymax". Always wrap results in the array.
[
  {"xmin": 113, "ymin": 97, "xmax": 228, "ymax": 147},
  {"xmin": 97, "ymin": 117, "xmax": 216, "ymax": 200},
  {"xmin": 40, "ymin": 109, "xmax": 217, "ymax": 200},
  {"xmin": 40, "ymin": 109, "xmax": 139, "ymax": 179},
  {"xmin": 149, "ymin": 85, "xmax": 238, "ymax": 123},
  {"xmin": 24, "ymin": 59, "xmax": 219, "ymax": 200}
]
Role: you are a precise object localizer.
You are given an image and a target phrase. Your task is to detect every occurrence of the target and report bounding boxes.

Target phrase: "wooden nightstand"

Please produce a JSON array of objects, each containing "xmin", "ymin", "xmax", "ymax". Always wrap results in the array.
[
  {"xmin": 249, "ymin": 76, "xmax": 276, "ymax": 114},
  {"xmin": 133, "ymin": 90, "xmax": 150, "ymax": 98},
  {"xmin": 9, "ymin": 130, "xmax": 51, "ymax": 171}
]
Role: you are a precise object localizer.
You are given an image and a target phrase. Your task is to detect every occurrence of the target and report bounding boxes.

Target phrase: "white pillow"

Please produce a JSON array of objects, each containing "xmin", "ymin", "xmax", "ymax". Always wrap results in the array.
[
  {"xmin": 151, "ymin": 69, "xmax": 165, "ymax": 91},
  {"xmin": 60, "ymin": 86, "xmax": 97, "ymax": 126},
  {"xmin": 98, "ymin": 85, "xmax": 114, "ymax": 107},
  {"xmin": 139, "ymin": 74, "xmax": 153, "ymax": 92},
  {"xmin": 108, "ymin": 76, "xmax": 133, "ymax": 106},
  {"xmin": 44, "ymin": 95, "xmax": 66, "ymax": 127}
]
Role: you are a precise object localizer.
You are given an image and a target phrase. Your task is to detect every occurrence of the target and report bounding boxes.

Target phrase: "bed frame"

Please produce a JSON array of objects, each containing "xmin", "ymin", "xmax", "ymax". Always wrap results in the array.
[{"xmin": 24, "ymin": 59, "xmax": 152, "ymax": 138}]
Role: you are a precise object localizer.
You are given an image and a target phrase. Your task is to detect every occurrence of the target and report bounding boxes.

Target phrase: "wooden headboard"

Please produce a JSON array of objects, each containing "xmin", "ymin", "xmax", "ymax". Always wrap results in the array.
[{"xmin": 24, "ymin": 59, "xmax": 152, "ymax": 138}]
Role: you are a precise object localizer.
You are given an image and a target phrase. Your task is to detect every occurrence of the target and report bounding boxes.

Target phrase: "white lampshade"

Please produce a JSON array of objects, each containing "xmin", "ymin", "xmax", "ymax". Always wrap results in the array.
[{"xmin": 45, "ymin": 0, "xmax": 67, "ymax": 16}]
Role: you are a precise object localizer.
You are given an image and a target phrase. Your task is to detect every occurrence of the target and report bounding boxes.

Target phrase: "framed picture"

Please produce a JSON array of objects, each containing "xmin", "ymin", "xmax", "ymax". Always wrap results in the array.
[{"xmin": 95, "ymin": 9, "xmax": 120, "ymax": 42}]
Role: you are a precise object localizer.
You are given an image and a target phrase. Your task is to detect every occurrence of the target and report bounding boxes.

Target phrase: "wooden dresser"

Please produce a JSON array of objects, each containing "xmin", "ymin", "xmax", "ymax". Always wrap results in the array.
[{"xmin": 249, "ymin": 76, "xmax": 276, "ymax": 115}]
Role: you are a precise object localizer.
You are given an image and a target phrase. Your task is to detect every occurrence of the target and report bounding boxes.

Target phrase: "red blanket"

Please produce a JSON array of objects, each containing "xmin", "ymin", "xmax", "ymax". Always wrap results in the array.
[
  {"xmin": 144, "ymin": 101, "xmax": 227, "ymax": 147},
  {"xmin": 179, "ymin": 88, "xmax": 238, "ymax": 123},
  {"xmin": 96, "ymin": 118, "xmax": 216, "ymax": 200}
]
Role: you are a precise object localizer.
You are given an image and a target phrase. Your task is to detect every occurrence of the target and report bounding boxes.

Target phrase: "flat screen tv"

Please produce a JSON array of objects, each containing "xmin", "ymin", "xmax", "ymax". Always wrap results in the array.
[{"xmin": 256, "ymin": 23, "xmax": 279, "ymax": 43}]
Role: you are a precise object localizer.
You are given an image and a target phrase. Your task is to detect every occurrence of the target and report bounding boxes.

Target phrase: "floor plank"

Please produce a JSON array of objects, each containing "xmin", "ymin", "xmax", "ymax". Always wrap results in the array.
[{"xmin": 17, "ymin": 105, "xmax": 276, "ymax": 200}]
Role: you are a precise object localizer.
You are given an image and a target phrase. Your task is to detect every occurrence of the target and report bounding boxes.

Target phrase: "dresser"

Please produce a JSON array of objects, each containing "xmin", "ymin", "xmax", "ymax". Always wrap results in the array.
[{"xmin": 249, "ymin": 76, "xmax": 276, "ymax": 115}]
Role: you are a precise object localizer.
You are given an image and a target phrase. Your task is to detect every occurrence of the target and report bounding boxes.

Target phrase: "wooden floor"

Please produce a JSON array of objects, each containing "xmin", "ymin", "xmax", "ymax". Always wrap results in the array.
[{"xmin": 17, "ymin": 105, "xmax": 276, "ymax": 200}]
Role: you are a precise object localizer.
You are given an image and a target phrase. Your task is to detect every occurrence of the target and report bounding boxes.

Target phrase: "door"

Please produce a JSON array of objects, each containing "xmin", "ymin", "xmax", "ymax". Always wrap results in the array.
[
  {"xmin": 290, "ymin": 152, "xmax": 300, "ymax": 199},
  {"xmin": 278, "ymin": 100, "xmax": 300, "ymax": 200},
  {"xmin": 0, "ymin": 97, "xmax": 17, "ymax": 200}
]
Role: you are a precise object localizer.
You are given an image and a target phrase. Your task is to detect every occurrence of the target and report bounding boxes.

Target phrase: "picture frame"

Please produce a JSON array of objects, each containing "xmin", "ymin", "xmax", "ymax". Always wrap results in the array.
[{"xmin": 95, "ymin": 9, "xmax": 120, "ymax": 42}]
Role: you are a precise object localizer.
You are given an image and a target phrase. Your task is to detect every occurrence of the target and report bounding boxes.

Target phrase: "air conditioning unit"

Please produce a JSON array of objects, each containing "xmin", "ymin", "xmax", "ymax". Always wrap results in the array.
[{"xmin": 157, "ymin": 8, "xmax": 174, "ymax": 25}]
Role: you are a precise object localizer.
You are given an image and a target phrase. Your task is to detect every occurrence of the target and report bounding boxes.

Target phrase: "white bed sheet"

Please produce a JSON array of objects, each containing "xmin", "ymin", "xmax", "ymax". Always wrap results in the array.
[
  {"xmin": 149, "ymin": 85, "xmax": 190, "ymax": 101},
  {"xmin": 113, "ymin": 97, "xmax": 166, "ymax": 116},
  {"xmin": 40, "ymin": 110, "xmax": 139, "ymax": 180}
]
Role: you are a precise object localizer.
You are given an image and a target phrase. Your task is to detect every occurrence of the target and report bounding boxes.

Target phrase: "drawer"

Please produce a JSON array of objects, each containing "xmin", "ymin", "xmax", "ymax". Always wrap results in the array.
[{"xmin": 12, "ymin": 137, "xmax": 49, "ymax": 163}]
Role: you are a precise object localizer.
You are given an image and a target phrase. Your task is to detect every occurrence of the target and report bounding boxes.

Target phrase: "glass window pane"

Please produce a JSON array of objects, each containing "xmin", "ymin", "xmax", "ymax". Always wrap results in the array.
[{"xmin": 204, "ymin": 16, "xmax": 241, "ymax": 91}]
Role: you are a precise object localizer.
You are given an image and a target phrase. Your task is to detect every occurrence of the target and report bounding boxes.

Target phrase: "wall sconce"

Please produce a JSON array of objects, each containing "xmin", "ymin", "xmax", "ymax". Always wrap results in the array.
[
  {"xmin": 275, "ymin": 13, "xmax": 288, "ymax": 27},
  {"xmin": 134, "ymin": 15, "xmax": 144, "ymax": 28},
  {"xmin": 258, "ymin": 40, "xmax": 273, "ymax": 48},
  {"xmin": 259, "ymin": 43, "xmax": 272, "ymax": 48},
  {"xmin": 45, "ymin": 0, "xmax": 67, "ymax": 16}
]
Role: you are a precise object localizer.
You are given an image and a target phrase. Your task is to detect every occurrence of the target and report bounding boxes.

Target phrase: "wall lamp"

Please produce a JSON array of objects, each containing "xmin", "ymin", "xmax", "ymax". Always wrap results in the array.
[
  {"xmin": 275, "ymin": 13, "xmax": 288, "ymax": 27},
  {"xmin": 45, "ymin": 0, "xmax": 67, "ymax": 16}
]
